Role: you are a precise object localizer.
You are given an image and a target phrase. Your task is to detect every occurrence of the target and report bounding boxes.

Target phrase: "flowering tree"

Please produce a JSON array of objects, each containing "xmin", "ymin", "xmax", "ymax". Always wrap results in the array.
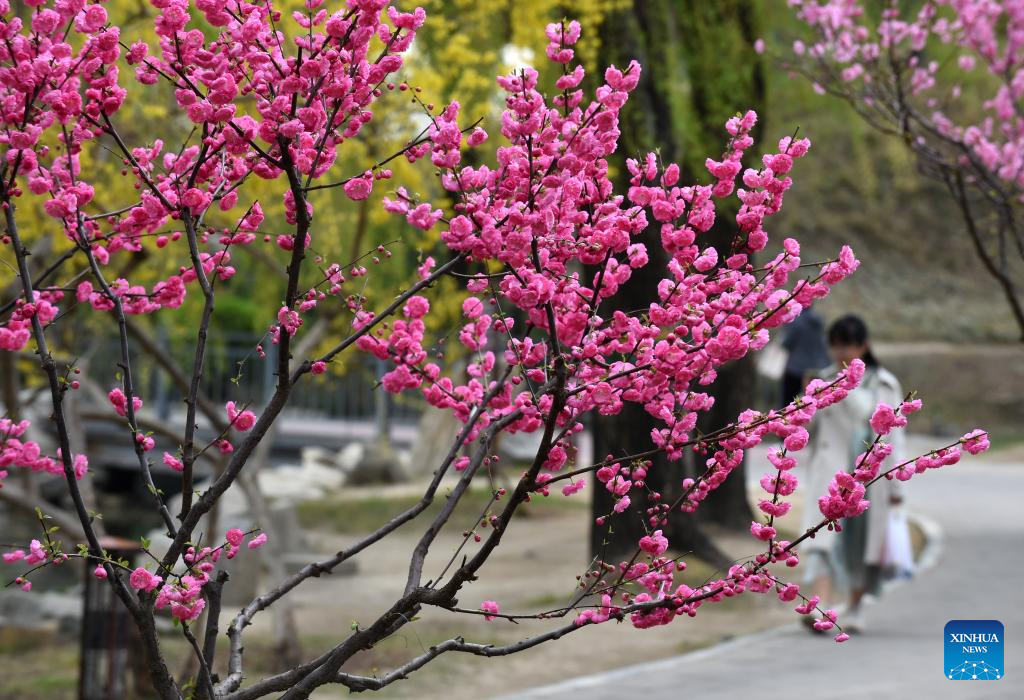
[
  {"xmin": 0, "ymin": 2, "xmax": 990, "ymax": 698},
  {"xmin": 787, "ymin": 0, "xmax": 1024, "ymax": 339}
]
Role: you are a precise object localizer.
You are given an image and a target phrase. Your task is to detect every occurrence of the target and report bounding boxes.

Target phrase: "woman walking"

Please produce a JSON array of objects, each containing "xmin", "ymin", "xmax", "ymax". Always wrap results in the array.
[{"xmin": 799, "ymin": 314, "xmax": 905, "ymax": 634}]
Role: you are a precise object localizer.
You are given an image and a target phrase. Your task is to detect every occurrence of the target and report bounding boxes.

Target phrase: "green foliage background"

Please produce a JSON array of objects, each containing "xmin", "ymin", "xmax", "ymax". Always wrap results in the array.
[{"xmin": 2, "ymin": 0, "xmax": 1015, "ymax": 354}]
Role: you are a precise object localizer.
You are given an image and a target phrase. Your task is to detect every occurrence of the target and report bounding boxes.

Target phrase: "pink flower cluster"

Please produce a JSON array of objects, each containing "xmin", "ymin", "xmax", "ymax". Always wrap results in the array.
[
  {"xmin": 345, "ymin": 20, "xmax": 988, "ymax": 639},
  {"xmin": 0, "ymin": 1, "xmax": 423, "ymax": 355},
  {"xmin": 127, "ymin": 528, "xmax": 267, "ymax": 622},
  {"xmin": 566, "ymin": 364, "xmax": 894, "ymax": 634},
  {"xmin": 4, "ymin": 525, "xmax": 265, "ymax": 616},
  {"xmin": 3, "ymin": 539, "xmax": 48, "ymax": 566},
  {"xmin": 359, "ymin": 20, "xmax": 866, "ymax": 525},
  {"xmin": 790, "ymin": 0, "xmax": 1024, "ymax": 197},
  {"xmin": 108, "ymin": 388, "xmax": 143, "ymax": 418},
  {"xmin": 1, "ymin": 418, "xmax": 88, "ymax": 486},
  {"xmin": 226, "ymin": 401, "xmax": 257, "ymax": 432},
  {"xmin": 3, "ymin": 538, "xmax": 70, "ymax": 589},
  {"xmin": 0, "ymin": 292, "xmax": 60, "ymax": 352},
  {"xmin": 334, "ymin": 20, "xmax": 987, "ymax": 639}
]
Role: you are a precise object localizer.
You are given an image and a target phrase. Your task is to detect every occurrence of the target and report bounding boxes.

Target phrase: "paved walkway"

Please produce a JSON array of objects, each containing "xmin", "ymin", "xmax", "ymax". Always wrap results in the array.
[{"xmin": 499, "ymin": 439, "xmax": 1023, "ymax": 699}]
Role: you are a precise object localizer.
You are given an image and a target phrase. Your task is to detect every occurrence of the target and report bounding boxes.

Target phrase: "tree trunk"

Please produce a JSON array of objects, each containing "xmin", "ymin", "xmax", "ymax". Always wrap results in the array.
[{"xmin": 590, "ymin": 0, "xmax": 764, "ymax": 563}]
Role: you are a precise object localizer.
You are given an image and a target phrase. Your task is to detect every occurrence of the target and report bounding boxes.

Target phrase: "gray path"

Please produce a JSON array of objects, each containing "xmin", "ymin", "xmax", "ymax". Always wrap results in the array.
[{"xmin": 500, "ymin": 440, "xmax": 1023, "ymax": 699}]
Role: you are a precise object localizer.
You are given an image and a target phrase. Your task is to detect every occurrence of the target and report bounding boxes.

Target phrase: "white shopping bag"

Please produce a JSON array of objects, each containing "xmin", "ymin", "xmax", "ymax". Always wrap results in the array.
[
  {"xmin": 883, "ymin": 509, "xmax": 915, "ymax": 579},
  {"xmin": 756, "ymin": 338, "xmax": 788, "ymax": 380}
]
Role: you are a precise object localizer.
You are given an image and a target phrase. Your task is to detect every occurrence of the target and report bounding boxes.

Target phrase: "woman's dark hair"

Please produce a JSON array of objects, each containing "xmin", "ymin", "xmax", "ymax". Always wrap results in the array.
[{"xmin": 827, "ymin": 314, "xmax": 879, "ymax": 367}]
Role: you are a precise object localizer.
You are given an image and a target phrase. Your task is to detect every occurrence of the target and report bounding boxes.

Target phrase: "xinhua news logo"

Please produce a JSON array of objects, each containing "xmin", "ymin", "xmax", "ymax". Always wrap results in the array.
[{"xmin": 945, "ymin": 620, "xmax": 1004, "ymax": 680}]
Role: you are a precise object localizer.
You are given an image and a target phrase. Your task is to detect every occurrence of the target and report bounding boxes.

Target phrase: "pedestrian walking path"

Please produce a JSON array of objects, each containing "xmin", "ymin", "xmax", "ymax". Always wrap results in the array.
[{"xmin": 499, "ymin": 440, "xmax": 1023, "ymax": 699}]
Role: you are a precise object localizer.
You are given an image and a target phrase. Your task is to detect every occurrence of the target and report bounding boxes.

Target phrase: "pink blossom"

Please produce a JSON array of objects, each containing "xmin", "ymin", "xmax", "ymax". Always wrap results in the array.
[
  {"xmin": 162, "ymin": 453, "xmax": 184, "ymax": 472},
  {"xmin": 129, "ymin": 567, "xmax": 162, "ymax": 593},
  {"xmin": 73, "ymin": 454, "xmax": 89, "ymax": 480},
  {"xmin": 795, "ymin": 595, "xmax": 820, "ymax": 615},
  {"xmin": 639, "ymin": 530, "xmax": 669, "ymax": 556},
  {"xmin": 813, "ymin": 609, "xmax": 838, "ymax": 631},
  {"xmin": 277, "ymin": 307, "xmax": 302, "ymax": 337},
  {"xmin": 783, "ymin": 427, "xmax": 809, "ymax": 452},
  {"xmin": 75, "ymin": 6, "xmax": 109, "ymax": 34},
  {"xmin": 343, "ymin": 174, "xmax": 373, "ymax": 201},
  {"xmin": 0, "ymin": 6, "xmax": 996, "ymax": 649},
  {"xmin": 417, "ymin": 257, "xmax": 436, "ymax": 280},
  {"xmin": 226, "ymin": 401, "xmax": 256, "ymax": 431},
  {"xmin": 26, "ymin": 540, "xmax": 46, "ymax": 565},
  {"xmin": 403, "ymin": 296, "xmax": 430, "ymax": 319},
  {"xmin": 760, "ymin": 471, "xmax": 798, "ymax": 497},
  {"xmin": 2, "ymin": 550, "xmax": 26, "ymax": 563},
  {"xmin": 818, "ymin": 472, "xmax": 870, "ymax": 520},
  {"xmin": 481, "ymin": 600, "xmax": 500, "ymax": 621},
  {"xmin": 869, "ymin": 403, "xmax": 907, "ymax": 436},
  {"xmin": 406, "ymin": 203, "xmax": 443, "ymax": 231},
  {"xmin": 171, "ymin": 598, "xmax": 206, "ymax": 622},
  {"xmin": 462, "ymin": 297, "xmax": 485, "ymax": 319},
  {"xmin": 225, "ymin": 528, "xmax": 244, "ymax": 547},
  {"xmin": 777, "ymin": 583, "xmax": 800, "ymax": 602},
  {"xmin": 767, "ymin": 449, "xmax": 797, "ymax": 471},
  {"xmin": 562, "ymin": 480, "xmax": 586, "ymax": 496},
  {"xmin": 108, "ymin": 388, "xmax": 143, "ymax": 418},
  {"xmin": 467, "ymin": 127, "xmax": 488, "ymax": 147},
  {"xmin": 961, "ymin": 429, "xmax": 990, "ymax": 455},
  {"xmin": 821, "ymin": 245, "xmax": 860, "ymax": 284},
  {"xmin": 758, "ymin": 499, "xmax": 792, "ymax": 517},
  {"xmin": 900, "ymin": 398, "xmax": 923, "ymax": 414},
  {"xmin": 750, "ymin": 522, "xmax": 777, "ymax": 541}
]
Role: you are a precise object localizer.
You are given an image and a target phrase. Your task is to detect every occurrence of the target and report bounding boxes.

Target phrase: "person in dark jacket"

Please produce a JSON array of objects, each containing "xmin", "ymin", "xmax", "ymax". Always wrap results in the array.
[{"xmin": 781, "ymin": 308, "xmax": 831, "ymax": 405}]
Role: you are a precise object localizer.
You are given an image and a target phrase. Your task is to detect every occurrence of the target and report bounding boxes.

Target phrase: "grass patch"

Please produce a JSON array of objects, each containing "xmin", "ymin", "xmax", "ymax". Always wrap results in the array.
[
  {"xmin": 521, "ymin": 592, "xmax": 572, "ymax": 609},
  {"xmin": 987, "ymin": 428, "xmax": 1024, "ymax": 454},
  {"xmin": 0, "ymin": 627, "xmax": 57, "ymax": 655},
  {"xmin": 3, "ymin": 671, "xmax": 78, "ymax": 698},
  {"xmin": 298, "ymin": 487, "xmax": 586, "ymax": 535},
  {"xmin": 0, "ymin": 631, "xmax": 78, "ymax": 700},
  {"xmin": 674, "ymin": 638, "xmax": 715, "ymax": 655}
]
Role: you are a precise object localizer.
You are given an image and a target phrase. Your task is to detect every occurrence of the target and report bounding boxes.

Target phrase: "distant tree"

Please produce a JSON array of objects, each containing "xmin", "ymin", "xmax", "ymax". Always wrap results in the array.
[{"xmin": 789, "ymin": 0, "xmax": 1024, "ymax": 339}]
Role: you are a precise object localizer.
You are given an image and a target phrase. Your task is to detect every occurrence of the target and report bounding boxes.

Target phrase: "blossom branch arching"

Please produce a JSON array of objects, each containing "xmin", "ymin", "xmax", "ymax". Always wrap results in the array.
[{"xmin": 0, "ymin": 5, "xmax": 993, "ymax": 700}]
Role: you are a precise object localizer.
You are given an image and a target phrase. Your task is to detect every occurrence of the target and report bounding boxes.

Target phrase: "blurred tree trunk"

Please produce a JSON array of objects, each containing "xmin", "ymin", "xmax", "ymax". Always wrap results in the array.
[
  {"xmin": 590, "ymin": 0, "xmax": 764, "ymax": 564},
  {"xmin": 677, "ymin": 0, "xmax": 766, "ymax": 529}
]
